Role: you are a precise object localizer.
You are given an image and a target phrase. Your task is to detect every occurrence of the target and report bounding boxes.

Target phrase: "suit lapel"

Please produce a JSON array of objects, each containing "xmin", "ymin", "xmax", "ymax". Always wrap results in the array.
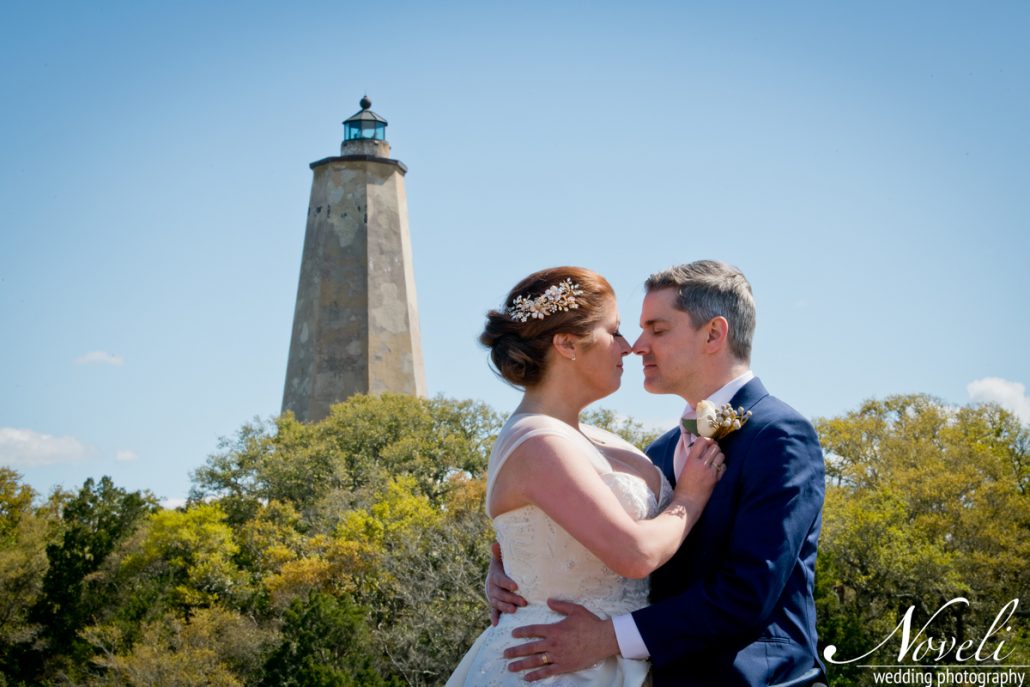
[
  {"xmin": 651, "ymin": 378, "xmax": 769, "ymax": 487},
  {"xmin": 728, "ymin": 376, "xmax": 769, "ymax": 415},
  {"xmin": 718, "ymin": 376, "xmax": 769, "ymax": 458}
]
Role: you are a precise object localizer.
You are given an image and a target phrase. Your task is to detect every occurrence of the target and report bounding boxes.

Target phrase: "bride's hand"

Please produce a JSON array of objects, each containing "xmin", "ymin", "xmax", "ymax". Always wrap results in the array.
[{"xmin": 674, "ymin": 436, "xmax": 725, "ymax": 503}]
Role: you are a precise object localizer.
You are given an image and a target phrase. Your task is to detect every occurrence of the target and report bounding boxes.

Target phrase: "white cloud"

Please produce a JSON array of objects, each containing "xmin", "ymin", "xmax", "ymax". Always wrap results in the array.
[
  {"xmin": 161, "ymin": 497, "xmax": 187, "ymax": 510},
  {"xmin": 967, "ymin": 377, "xmax": 1030, "ymax": 424},
  {"xmin": 0, "ymin": 428, "xmax": 93, "ymax": 467},
  {"xmin": 115, "ymin": 449, "xmax": 138, "ymax": 462},
  {"xmin": 74, "ymin": 351, "xmax": 124, "ymax": 366}
]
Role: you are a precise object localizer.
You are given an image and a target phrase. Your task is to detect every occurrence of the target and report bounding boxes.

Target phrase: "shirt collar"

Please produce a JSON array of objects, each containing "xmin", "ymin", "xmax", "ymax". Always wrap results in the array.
[{"xmin": 681, "ymin": 370, "xmax": 755, "ymax": 420}]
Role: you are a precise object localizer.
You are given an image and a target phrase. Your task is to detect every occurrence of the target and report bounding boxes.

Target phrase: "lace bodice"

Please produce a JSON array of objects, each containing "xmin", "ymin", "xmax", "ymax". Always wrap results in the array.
[
  {"xmin": 487, "ymin": 414, "xmax": 673, "ymax": 617},
  {"xmin": 447, "ymin": 414, "xmax": 671, "ymax": 686}
]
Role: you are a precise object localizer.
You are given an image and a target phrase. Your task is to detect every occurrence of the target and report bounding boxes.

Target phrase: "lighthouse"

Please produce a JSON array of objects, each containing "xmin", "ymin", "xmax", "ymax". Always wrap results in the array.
[{"xmin": 282, "ymin": 96, "xmax": 426, "ymax": 422}]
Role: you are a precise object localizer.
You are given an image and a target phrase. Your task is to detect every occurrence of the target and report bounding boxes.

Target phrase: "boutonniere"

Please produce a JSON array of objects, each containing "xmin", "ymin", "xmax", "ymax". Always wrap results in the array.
[{"xmin": 682, "ymin": 400, "xmax": 752, "ymax": 440}]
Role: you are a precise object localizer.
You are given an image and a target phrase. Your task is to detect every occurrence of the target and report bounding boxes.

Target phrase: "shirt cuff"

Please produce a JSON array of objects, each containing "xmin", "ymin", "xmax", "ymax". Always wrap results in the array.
[{"xmin": 612, "ymin": 613, "xmax": 650, "ymax": 659}]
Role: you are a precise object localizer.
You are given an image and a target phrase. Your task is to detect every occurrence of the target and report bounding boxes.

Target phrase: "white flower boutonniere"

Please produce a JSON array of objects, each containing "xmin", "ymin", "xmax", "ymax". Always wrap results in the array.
[{"xmin": 682, "ymin": 400, "xmax": 752, "ymax": 440}]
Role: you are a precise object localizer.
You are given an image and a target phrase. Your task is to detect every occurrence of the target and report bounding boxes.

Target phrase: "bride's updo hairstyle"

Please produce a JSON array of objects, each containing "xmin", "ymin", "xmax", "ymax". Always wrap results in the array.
[{"xmin": 480, "ymin": 267, "xmax": 615, "ymax": 388}]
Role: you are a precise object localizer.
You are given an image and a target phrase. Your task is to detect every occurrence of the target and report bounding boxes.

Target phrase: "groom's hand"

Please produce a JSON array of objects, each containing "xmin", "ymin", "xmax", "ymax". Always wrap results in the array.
[
  {"xmin": 504, "ymin": 599, "xmax": 619, "ymax": 681},
  {"xmin": 487, "ymin": 542, "xmax": 527, "ymax": 626}
]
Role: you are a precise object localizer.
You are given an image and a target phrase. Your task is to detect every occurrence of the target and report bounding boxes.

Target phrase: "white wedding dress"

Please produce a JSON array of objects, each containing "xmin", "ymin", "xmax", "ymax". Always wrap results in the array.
[{"xmin": 447, "ymin": 413, "xmax": 672, "ymax": 687}]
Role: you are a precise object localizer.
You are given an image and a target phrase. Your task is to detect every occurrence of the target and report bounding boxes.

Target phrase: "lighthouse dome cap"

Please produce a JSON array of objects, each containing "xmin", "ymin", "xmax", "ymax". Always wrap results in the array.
[{"xmin": 344, "ymin": 95, "xmax": 387, "ymax": 124}]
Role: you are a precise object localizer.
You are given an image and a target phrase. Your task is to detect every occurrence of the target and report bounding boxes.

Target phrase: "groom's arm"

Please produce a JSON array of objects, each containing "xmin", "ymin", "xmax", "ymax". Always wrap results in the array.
[
  {"xmin": 487, "ymin": 541, "xmax": 527, "ymax": 625},
  {"xmin": 632, "ymin": 413, "xmax": 825, "ymax": 668}
]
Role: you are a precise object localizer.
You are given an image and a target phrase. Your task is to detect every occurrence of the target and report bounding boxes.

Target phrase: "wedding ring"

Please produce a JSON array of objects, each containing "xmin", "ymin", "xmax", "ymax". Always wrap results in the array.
[{"xmin": 541, "ymin": 652, "xmax": 551, "ymax": 665}]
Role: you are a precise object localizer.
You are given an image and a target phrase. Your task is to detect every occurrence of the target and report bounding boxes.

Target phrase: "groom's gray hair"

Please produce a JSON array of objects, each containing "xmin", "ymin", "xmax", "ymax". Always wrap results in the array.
[{"xmin": 645, "ymin": 260, "xmax": 756, "ymax": 362}]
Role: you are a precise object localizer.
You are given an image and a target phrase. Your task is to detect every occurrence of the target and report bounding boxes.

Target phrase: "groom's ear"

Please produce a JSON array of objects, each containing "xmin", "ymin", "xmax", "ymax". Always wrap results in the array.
[{"xmin": 703, "ymin": 316, "xmax": 730, "ymax": 353}]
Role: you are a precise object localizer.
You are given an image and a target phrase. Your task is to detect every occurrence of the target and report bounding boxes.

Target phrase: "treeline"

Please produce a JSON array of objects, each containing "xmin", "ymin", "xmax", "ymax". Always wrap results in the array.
[
  {"xmin": 0, "ymin": 393, "xmax": 1026, "ymax": 686},
  {"xmin": 814, "ymin": 395, "xmax": 1029, "ymax": 684}
]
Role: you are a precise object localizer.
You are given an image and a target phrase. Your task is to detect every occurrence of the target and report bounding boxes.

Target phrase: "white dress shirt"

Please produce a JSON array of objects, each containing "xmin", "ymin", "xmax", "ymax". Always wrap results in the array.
[{"xmin": 611, "ymin": 370, "xmax": 755, "ymax": 660}]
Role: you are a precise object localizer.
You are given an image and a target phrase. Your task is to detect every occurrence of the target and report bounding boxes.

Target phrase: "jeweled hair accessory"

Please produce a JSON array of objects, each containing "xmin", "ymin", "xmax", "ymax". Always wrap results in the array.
[{"xmin": 507, "ymin": 278, "xmax": 585, "ymax": 323}]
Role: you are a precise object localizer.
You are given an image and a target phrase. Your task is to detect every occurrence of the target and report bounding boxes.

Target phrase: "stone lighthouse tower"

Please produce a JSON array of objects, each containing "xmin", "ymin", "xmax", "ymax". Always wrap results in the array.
[{"xmin": 282, "ymin": 96, "xmax": 426, "ymax": 422}]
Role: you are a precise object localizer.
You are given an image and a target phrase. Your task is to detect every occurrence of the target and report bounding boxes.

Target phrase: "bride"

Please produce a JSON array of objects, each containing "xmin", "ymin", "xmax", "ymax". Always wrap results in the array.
[{"xmin": 447, "ymin": 267, "xmax": 724, "ymax": 686}]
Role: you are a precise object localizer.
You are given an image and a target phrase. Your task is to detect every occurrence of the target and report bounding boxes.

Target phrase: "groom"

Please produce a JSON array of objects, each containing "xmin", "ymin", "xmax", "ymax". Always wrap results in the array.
[{"xmin": 490, "ymin": 260, "xmax": 826, "ymax": 686}]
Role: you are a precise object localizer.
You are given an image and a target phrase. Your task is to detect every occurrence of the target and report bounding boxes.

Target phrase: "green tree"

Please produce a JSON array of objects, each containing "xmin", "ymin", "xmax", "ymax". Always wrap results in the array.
[
  {"xmin": 369, "ymin": 474, "xmax": 494, "ymax": 686},
  {"xmin": 78, "ymin": 503, "xmax": 261, "ymax": 686},
  {"xmin": 84, "ymin": 606, "xmax": 272, "ymax": 687},
  {"xmin": 184, "ymin": 395, "xmax": 504, "ymax": 685},
  {"xmin": 260, "ymin": 592, "xmax": 399, "ymax": 687},
  {"xmin": 257, "ymin": 472, "xmax": 493, "ymax": 685},
  {"xmin": 814, "ymin": 395, "xmax": 1030, "ymax": 685},
  {"xmin": 189, "ymin": 419, "xmax": 275, "ymax": 525},
  {"xmin": 116, "ymin": 502, "xmax": 250, "ymax": 612},
  {"xmin": 581, "ymin": 407, "xmax": 664, "ymax": 450},
  {"xmin": 28, "ymin": 476, "xmax": 157, "ymax": 681},
  {"xmin": 191, "ymin": 394, "xmax": 502, "ymax": 527},
  {"xmin": 234, "ymin": 499, "xmax": 307, "ymax": 579},
  {"xmin": 0, "ymin": 469, "xmax": 53, "ymax": 680}
]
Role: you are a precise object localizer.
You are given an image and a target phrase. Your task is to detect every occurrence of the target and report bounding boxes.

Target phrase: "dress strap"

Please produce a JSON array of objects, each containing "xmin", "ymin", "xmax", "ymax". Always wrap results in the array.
[{"xmin": 485, "ymin": 414, "xmax": 612, "ymax": 514}]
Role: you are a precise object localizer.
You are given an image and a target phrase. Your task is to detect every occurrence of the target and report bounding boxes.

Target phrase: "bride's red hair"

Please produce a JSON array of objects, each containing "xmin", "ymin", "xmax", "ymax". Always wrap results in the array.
[{"xmin": 480, "ymin": 266, "xmax": 614, "ymax": 389}]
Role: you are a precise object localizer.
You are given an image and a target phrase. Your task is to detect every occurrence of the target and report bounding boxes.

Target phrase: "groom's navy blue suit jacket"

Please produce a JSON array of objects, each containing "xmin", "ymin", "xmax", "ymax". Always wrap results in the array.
[{"xmin": 634, "ymin": 377, "xmax": 825, "ymax": 686}]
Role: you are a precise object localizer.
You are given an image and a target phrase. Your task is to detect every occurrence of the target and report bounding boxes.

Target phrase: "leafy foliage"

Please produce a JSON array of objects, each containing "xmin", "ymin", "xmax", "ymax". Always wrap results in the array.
[
  {"xmin": 0, "ymin": 469, "xmax": 54, "ymax": 679},
  {"xmin": 119, "ymin": 503, "xmax": 250, "ymax": 610},
  {"xmin": 27, "ymin": 476, "xmax": 158, "ymax": 682},
  {"xmin": 581, "ymin": 407, "xmax": 663, "ymax": 450},
  {"xmin": 85, "ymin": 607, "xmax": 272, "ymax": 687},
  {"xmin": 814, "ymin": 394, "xmax": 1030, "ymax": 685},
  {"xmin": 1, "ymin": 393, "xmax": 1024, "ymax": 686},
  {"xmin": 260, "ymin": 592, "xmax": 399, "ymax": 687},
  {"xmin": 190, "ymin": 394, "xmax": 502, "ymax": 525}
]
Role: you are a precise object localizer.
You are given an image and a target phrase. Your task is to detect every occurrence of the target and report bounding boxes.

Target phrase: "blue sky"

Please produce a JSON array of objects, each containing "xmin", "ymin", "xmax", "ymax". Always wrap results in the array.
[{"xmin": 2, "ymin": 2, "xmax": 1028, "ymax": 507}]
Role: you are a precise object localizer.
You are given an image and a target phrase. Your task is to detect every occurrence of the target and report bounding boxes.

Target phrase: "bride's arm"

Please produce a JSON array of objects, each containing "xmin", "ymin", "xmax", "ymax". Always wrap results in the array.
[{"xmin": 497, "ymin": 434, "xmax": 722, "ymax": 579}]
